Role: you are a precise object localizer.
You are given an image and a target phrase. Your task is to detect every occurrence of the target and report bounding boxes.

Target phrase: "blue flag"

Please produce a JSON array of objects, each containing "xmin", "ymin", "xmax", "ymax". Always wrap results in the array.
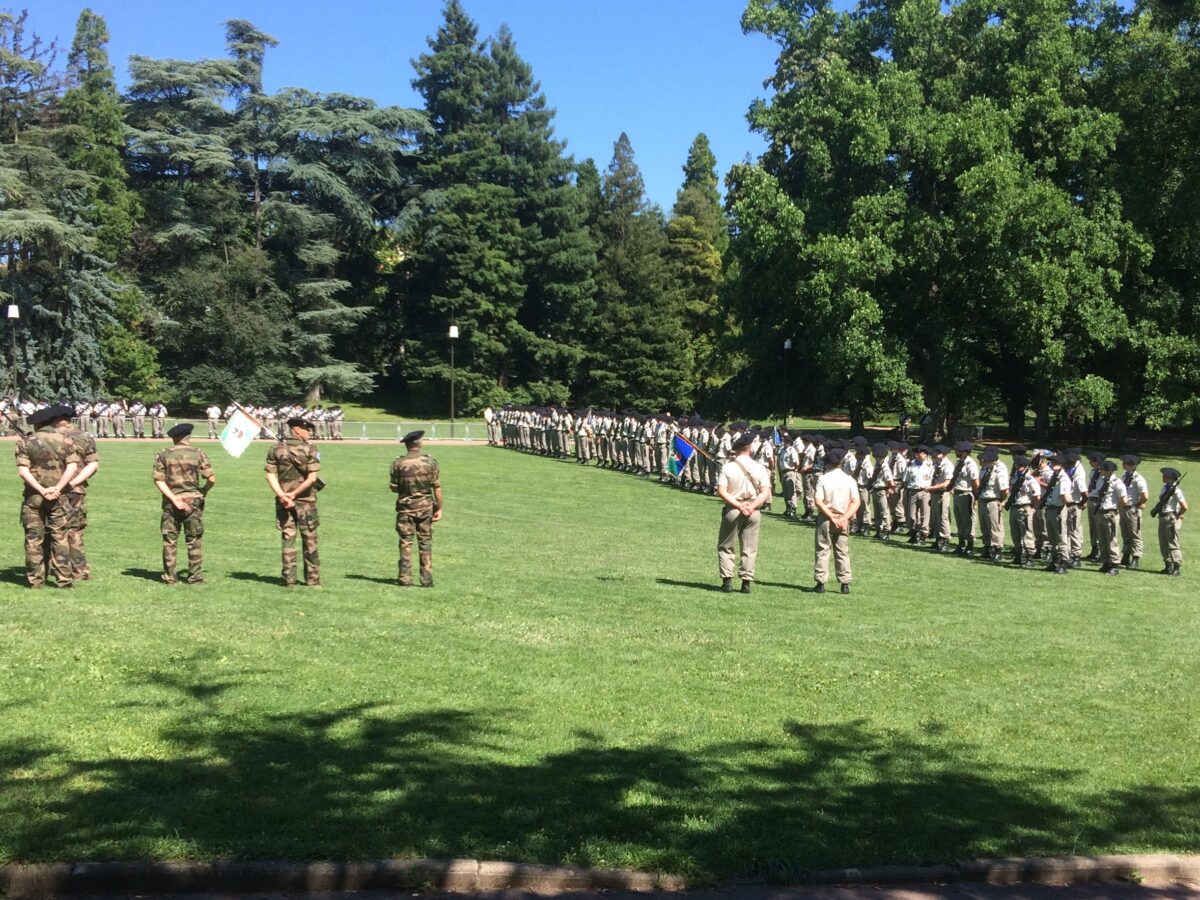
[{"xmin": 668, "ymin": 434, "xmax": 695, "ymax": 477}]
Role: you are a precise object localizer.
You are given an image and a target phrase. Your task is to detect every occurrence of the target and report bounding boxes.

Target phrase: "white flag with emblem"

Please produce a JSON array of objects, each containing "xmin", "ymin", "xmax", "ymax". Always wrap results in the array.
[{"xmin": 219, "ymin": 408, "xmax": 259, "ymax": 458}]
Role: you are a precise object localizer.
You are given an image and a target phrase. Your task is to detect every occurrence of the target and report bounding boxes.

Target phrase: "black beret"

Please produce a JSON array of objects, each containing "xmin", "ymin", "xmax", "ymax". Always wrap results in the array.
[
  {"xmin": 28, "ymin": 404, "xmax": 74, "ymax": 426},
  {"xmin": 402, "ymin": 429, "xmax": 425, "ymax": 445},
  {"xmin": 1120, "ymin": 454, "xmax": 1140, "ymax": 465},
  {"xmin": 1013, "ymin": 455, "xmax": 1030, "ymax": 467},
  {"xmin": 933, "ymin": 444, "xmax": 950, "ymax": 454},
  {"xmin": 852, "ymin": 435, "xmax": 868, "ymax": 445},
  {"xmin": 1160, "ymin": 467, "xmax": 1181, "ymax": 480},
  {"xmin": 872, "ymin": 442, "xmax": 888, "ymax": 457},
  {"xmin": 980, "ymin": 447, "xmax": 999, "ymax": 461},
  {"xmin": 1010, "ymin": 444, "xmax": 1027, "ymax": 455},
  {"xmin": 1049, "ymin": 454, "xmax": 1065, "ymax": 466},
  {"xmin": 1087, "ymin": 451, "xmax": 1105, "ymax": 463},
  {"xmin": 915, "ymin": 444, "xmax": 930, "ymax": 454},
  {"xmin": 287, "ymin": 416, "xmax": 311, "ymax": 429},
  {"xmin": 731, "ymin": 433, "xmax": 754, "ymax": 452},
  {"xmin": 887, "ymin": 440, "xmax": 902, "ymax": 451},
  {"xmin": 1101, "ymin": 460, "xmax": 1117, "ymax": 473},
  {"xmin": 954, "ymin": 441, "xmax": 973, "ymax": 453},
  {"xmin": 167, "ymin": 423, "xmax": 193, "ymax": 439},
  {"xmin": 1065, "ymin": 449, "xmax": 1080, "ymax": 464},
  {"xmin": 825, "ymin": 447, "xmax": 847, "ymax": 466}
]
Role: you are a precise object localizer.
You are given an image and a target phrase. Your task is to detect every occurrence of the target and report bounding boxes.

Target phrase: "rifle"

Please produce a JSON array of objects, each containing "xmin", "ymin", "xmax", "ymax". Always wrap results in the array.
[
  {"xmin": 1004, "ymin": 468, "xmax": 1025, "ymax": 511},
  {"xmin": 3, "ymin": 407, "xmax": 30, "ymax": 437},
  {"xmin": 1150, "ymin": 473, "xmax": 1187, "ymax": 518}
]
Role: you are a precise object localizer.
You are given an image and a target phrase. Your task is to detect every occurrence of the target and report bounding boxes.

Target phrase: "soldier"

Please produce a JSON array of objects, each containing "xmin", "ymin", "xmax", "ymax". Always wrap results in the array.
[
  {"xmin": 1118, "ymin": 455, "xmax": 1148, "ymax": 569},
  {"xmin": 904, "ymin": 445, "xmax": 934, "ymax": 544},
  {"xmin": 780, "ymin": 433, "xmax": 803, "ymax": 519},
  {"xmin": 812, "ymin": 446, "xmax": 860, "ymax": 595},
  {"xmin": 716, "ymin": 432, "xmax": 771, "ymax": 593},
  {"xmin": 112, "ymin": 400, "xmax": 128, "ymax": 438},
  {"xmin": 265, "ymin": 416, "xmax": 322, "ymax": 587},
  {"xmin": 975, "ymin": 446, "xmax": 1009, "ymax": 560},
  {"xmin": 153, "ymin": 423, "xmax": 215, "ymax": 585},
  {"xmin": 391, "ymin": 429, "xmax": 443, "ymax": 587},
  {"xmin": 754, "ymin": 429, "xmax": 777, "ymax": 512},
  {"xmin": 59, "ymin": 413, "xmax": 100, "ymax": 581},
  {"xmin": 950, "ymin": 441, "xmax": 979, "ymax": 555},
  {"xmin": 150, "ymin": 401, "xmax": 168, "ymax": 439},
  {"xmin": 206, "ymin": 404, "xmax": 223, "ymax": 440},
  {"xmin": 1040, "ymin": 454, "xmax": 1075, "ymax": 575},
  {"xmin": 1007, "ymin": 455, "xmax": 1041, "ymax": 568},
  {"xmin": 1064, "ymin": 450, "xmax": 1088, "ymax": 568},
  {"xmin": 799, "ymin": 434, "xmax": 818, "ymax": 519},
  {"xmin": 929, "ymin": 444, "xmax": 955, "ymax": 553},
  {"xmin": 15, "ymin": 405, "xmax": 80, "ymax": 588},
  {"xmin": 867, "ymin": 442, "xmax": 894, "ymax": 540},
  {"xmin": 1154, "ymin": 467, "xmax": 1186, "ymax": 576},
  {"xmin": 130, "ymin": 399, "xmax": 147, "ymax": 438},
  {"xmin": 887, "ymin": 441, "xmax": 909, "ymax": 534},
  {"xmin": 1093, "ymin": 460, "xmax": 1129, "ymax": 576},
  {"xmin": 848, "ymin": 439, "xmax": 874, "ymax": 535},
  {"xmin": 1083, "ymin": 452, "xmax": 1105, "ymax": 562},
  {"xmin": 95, "ymin": 400, "xmax": 111, "ymax": 438}
]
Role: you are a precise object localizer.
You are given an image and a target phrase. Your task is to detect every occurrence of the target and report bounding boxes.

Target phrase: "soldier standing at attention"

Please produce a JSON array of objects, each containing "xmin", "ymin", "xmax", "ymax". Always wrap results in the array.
[
  {"xmin": 903, "ymin": 445, "xmax": 934, "ymax": 545},
  {"xmin": 1083, "ymin": 452, "xmax": 1105, "ymax": 562},
  {"xmin": 1094, "ymin": 460, "xmax": 1129, "ymax": 576},
  {"xmin": 59, "ymin": 414, "xmax": 100, "ymax": 581},
  {"xmin": 206, "ymin": 404, "xmax": 222, "ymax": 440},
  {"xmin": 391, "ymin": 430, "xmax": 443, "ymax": 587},
  {"xmin": 813, "ymin": 447, "xmax": 860, "ymax": 595},
  {"xmin": 1155, "ymin": 467, "xmax": 1186, "ymax": 576},
  {"xmin": 929, "ymin": 445, "xmax": 955, "ymax": 553},
  {"xmin": 1118, "ymin": 455, "xmax": 1148, "ymax": 569},
  {"xmin": 976, "ymin": 446, "xmax": 1009, "ymax": 561},
  {"xmin": 1007, "ymin": 455, "xmax": 1041, "ymax": 568},
  {"xmin": 1041, "ymin": 454, "xmax": 1075, "ymax": 575},
  {"xmin": 951, "ymin": 441, "xmax": 980, "ymax": 555},
  {"xmin": 716, "ymin": 432, "xmax": 771, "ymax": 594},
  {"xmin": 130, "ymin": 399, "xmax": 147, "ymax": 439},
  {"xmin": 265, "ymin": 417, "xmax": 322, "ymax": 587},
  {"xmin": 15, "ymin": 405, "xmax": 80, "ymax": 589},
  {"xmin": 150, "ymin": 401, "xmax": 168, "ymax": 439},
  {"xmin": 153, "ymin": 423, "xmax": 215, "ymax": 585}
]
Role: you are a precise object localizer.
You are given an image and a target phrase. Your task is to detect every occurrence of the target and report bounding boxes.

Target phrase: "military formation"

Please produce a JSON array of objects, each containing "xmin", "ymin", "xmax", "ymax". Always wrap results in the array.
[
  {"xmin": 10, "ymin": 408, "xmax": 442, "ymax": 589},
  {"xmin": 488, "ymin": 406, "xmax": 1188, "ymax": 591}
]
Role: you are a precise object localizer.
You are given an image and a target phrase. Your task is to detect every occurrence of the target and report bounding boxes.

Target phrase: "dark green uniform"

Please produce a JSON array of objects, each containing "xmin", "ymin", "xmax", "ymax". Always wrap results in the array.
[
  {"xmin": 153, "ymin": 444, "xmax": 214, "ymax": 584},
  {"xmin": 390, "ymin": 449, "xmax": 440, "ymax": 586},
  {"xmin": 15, "ymin": 428, "xmax": 81, "ymax": 588},
  {"xmin": 63, "ymin": 425, "xmax": 99, "ymax": 580},
  {"xmin": 265, "ymin": 438, "xmax": 321, "ymax": 586}
]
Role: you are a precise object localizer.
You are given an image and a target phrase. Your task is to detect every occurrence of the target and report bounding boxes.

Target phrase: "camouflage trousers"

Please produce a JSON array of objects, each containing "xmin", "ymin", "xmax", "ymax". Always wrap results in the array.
[
  {"xmin": 21, "ymin": 494, "xmax": 72, "ymax": 588},
  {"xmin": 397, "ymin": 509, "xmax": 434, "ymax": 586},
  {"xmin": 66, "ymin": 491, "xmax": 89, "ymax": 579},
  {"xmin": 277, "ymin": 500, "xmax": 319, "ymax": 585},
  {"xmin": 162, "ymin": 497, "xmax": 205, "ymax": 583}
]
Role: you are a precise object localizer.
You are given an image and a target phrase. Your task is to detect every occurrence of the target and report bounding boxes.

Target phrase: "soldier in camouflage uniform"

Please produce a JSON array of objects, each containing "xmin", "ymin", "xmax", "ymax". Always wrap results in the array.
[
  {"xmin": 60, "ymin": 414, "xmax": 100, "ymax": 580},
  {"xmin": 265, "ymin": 416, "xmax": 322, "ymax": 587},
  {"xmin": 391, "ymin": 429, "xmax": 443, "ymax": 587},
  {"xmin": 153, "ymin": 423, "xmax": 216, "ymax": 585},
  {"xmin": 15, "ymin": 405, "xmax": 80, "ymax": 588}
]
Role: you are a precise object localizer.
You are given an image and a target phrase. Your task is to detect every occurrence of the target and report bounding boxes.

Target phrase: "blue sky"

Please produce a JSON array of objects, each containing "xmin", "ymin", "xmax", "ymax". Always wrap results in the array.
[{"xmin": 28, "ymin": 0, "xmax": 781, "ymax": 211}]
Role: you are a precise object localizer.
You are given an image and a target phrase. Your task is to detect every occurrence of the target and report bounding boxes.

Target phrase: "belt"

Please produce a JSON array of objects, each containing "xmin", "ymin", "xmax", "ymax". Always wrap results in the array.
[
  {"xmin": 954, "ymin": 490, "xmax": 973, "ymax": 495},
  {"xmin": 980, "ymin": 495, "xmax": 999, "ymax": 501}
]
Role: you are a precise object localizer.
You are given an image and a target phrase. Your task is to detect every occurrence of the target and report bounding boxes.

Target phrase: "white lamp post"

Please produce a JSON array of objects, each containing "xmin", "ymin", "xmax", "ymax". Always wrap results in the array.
[{"xmin": 448, "ymin": 324, "xmax": 459, "ymax": 438}]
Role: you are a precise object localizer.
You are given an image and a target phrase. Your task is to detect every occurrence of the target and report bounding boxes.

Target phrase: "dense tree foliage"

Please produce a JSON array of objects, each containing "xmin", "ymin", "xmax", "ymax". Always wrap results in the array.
[{"xmin": 2, "ymin": 0, "xmax": 1199, "ymax": 432}]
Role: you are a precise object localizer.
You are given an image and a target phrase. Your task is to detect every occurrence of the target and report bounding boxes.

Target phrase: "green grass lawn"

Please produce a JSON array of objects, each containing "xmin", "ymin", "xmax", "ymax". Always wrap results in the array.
[{"xmin": 0, "ymin": 440, "xmax": 1197, "ymax": 877}]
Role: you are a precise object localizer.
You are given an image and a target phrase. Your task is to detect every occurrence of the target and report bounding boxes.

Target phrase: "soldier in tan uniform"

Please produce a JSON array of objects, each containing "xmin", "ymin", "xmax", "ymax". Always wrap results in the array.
[
  {"xmin": 153, "ymin": 423, "xmax": 216, "ymax": 585},
  {"xmin": 716, "ymin": 433, "xmax": 771, "ymax": 594},
  {"xmin": 15, "ymin": 405, "xmax": 80, "ymax": 588},
  {"xmin": 391, "ymin": 430, "xmax": 443, "ymax": 587},
  {"xmin": 813, "ymin": 447, "xmax": 860, "ymax": 594},
  {"xmin": 265, "ymin": 416, "xmax": 322, "ymax": 587},
  {"xmin": 60, "ymin": 416, "xmax": 100, "ymax": 580}
]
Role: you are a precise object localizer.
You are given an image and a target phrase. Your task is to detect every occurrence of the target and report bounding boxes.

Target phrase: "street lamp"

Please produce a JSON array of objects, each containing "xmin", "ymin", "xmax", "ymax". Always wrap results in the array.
[
  {"xmin": 6, "ymin": 304, "xmax": 18, "ymax": 397},
  {"xmin": 448, "ymin": 324, "xmax": 459, "ymax": 438}
]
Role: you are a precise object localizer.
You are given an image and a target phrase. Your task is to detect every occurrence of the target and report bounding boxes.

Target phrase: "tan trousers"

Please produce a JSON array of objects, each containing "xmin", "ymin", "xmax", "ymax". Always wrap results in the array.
[
  {"xmin": 814, "ymin": 516, "xmax": 852, "ymax": 584},
  {"xmin": 782, "ymin": 472, "xmax": 801, "ymax": 511},
  {"xmin": 1067, "ymin": 505, "xmax": 1083, "ymax": 559},
  {"xmin": 1120, "ymin": 506, "xmax": 1143, "ymax": 560},
  {"xmin": 906, "ymin": 490, "xmax": 931, "ymax": 537},
  {"xmin": 1045, "ymin": 505, "xmax": 1068, "ymax": 560},
  {"xmin": 1087, "ymin": 500, "xmax": 1101, "ymax": 555},
  {"xmin": 979, "ymin": 498, "xmax": 1003, "ymax": 549},
  {"xmin": 1009, "ymin": 505, "xmax": 1035, "ymax": 552},
  {"xmin": 1099, "ymin": 509, "xmax": 1121, "ymax": 567},
  {"xmin": 1158, "ymin": 512, "xmax": 1182, "ymax": 565},
  {"xmin": 856, "ymin": 487, "xmax": 873, "ymax": 531},
  {"xmin": 953, "ymin": 492, "xmax": 976, "ymax": 542},
  {"xmin": 718, "ymin": 506, "xmax": 761, "ymax": 580},
  {"xmin": 889, "ymin": 487, "xmax": 907, "ymax": 529},
  {"xmin": 932, "ymin": 490, "xmax": 952, "ymax": 541},
  {"xmin": 871, "ymin": 489, "xmax": 891, "ymax": 534}
]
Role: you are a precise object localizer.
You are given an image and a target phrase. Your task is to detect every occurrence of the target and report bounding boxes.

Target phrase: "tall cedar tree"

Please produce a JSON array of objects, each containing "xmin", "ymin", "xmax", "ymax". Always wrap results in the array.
[{"xmin": 587, "ymin": 132, "xmax": 693, "ymax": 411}]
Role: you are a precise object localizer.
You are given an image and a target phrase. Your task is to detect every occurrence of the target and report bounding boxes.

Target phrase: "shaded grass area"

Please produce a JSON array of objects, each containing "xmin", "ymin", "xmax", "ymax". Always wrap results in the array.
[{"xmin": 0, "ymin": 442, "xmax": 1198, "ymax": 875}]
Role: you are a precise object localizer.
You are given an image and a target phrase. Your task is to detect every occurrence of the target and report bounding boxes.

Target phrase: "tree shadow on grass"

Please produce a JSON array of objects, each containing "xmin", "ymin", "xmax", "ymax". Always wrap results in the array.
[{"xmin": 1, "ymin": 674, "xmax": 1198, "ymax": 880}]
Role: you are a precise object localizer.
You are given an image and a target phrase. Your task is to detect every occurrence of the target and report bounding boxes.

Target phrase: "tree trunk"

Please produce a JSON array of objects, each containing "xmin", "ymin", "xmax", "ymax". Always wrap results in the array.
[
  {"xmin": 1005, "ymin": 392, "xmax": 1025, "ymax": 440},
  {"xmin": 1035, "ymin": 383, "xmax": 1051, "ymax": 442},
  {"xmin": 849, "ymin": 401, "xmax": 866, "ymax": 434},
  {"xmin": 305, "ymin": 381, "xmax": 322, "ymax": 404}
]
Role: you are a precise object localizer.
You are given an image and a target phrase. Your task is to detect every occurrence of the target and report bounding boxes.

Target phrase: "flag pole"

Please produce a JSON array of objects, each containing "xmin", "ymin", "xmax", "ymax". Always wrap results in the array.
[
  {"xmin": 674, "ymin": 430, "xmax": 714, "ymax": 462},
  {"xmin": 232, "ymin": 402, "xmax": 283, "ymax": 442}
]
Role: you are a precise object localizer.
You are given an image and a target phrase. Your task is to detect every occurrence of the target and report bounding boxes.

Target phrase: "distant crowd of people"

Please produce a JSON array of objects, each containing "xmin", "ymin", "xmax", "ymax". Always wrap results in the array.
[
  {"xmin": 487, "ymin": 405, "xmax": 1188, "ymax": 592},
  {"xmin": 0, "ymin": 398, "xmax": 347, "ymax": 441}
]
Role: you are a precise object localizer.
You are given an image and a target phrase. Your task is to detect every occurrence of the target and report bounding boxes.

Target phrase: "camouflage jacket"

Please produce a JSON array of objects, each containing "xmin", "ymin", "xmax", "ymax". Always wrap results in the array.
[
  {"xmin": 154, "ymin": 444, "xmax": 214, "ymax": 498},
  {"xmin": 15, "ymin": 427, "xmax": 81, "ymax": 495},
  {"xmin": 63, "ymin": 426, "xmax": 99, "ymax": 494},
  {"xmin": 391, "ymin": 450, "xmax": 440, "ymax": 514},
  {"xmin": 265, "ymin": 438, "xmax": 321, "ymax": 499}
]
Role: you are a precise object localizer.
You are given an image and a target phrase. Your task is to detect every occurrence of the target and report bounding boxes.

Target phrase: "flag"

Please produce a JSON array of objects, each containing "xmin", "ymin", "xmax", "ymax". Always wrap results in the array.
[
  {"xmin": 773, "ymin": 426, "xmax": 782, "ymax": 447},
  {"xmin": 219, "ymin": 408, "xmax": 260, "ymax": 458},
  {"xmin": 668, "ymin": 434, "xmax": 695, "ymax": 477}
]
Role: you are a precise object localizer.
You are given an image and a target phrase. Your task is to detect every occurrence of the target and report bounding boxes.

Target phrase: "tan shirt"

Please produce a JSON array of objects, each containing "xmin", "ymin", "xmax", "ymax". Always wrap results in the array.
[
  {"xmin": 815, "ymin": 468, "xmax": 858, "ymax": 516},
  {"xmin": 717, "ymin": 456, "xmax": 769, "ymax": 503}
]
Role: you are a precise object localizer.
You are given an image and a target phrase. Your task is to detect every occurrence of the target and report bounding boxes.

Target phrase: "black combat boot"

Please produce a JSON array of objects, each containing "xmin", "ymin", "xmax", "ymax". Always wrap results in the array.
[
  {"xmin": 720, "ymin": 577, "xmax": 733, "ymax": 593},
  {"xmin": 1129, "ymin": 556, "xmax": 1139, "ymax": 570},
  {"xmin": 741, "ymin": 579, "xmax": 752, "ymax": 594},
  {"xmin": 813, "ymin": 581, "xmax": 826, "ymax": 593},
  {"xmin": 1170, "ymin": 563, "xmax": 1181, "ymax": 577}
]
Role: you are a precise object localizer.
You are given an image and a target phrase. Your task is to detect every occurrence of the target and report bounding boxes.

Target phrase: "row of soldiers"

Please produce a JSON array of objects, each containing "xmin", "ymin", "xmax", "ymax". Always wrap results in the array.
[
  {"xmin": 207, "ymin": 404, "xmax": 347, "ymax": 441},
  {"xmin": 13, "ymin": 406, "xmax": 443, "ymax": 590},
  {"xmin": 489, "ymin": 406, "xmax": 1187, "ymax": 577},
  {"xmin": 1, "ymin": 398, "xmax": 171, "ymax": 439}
]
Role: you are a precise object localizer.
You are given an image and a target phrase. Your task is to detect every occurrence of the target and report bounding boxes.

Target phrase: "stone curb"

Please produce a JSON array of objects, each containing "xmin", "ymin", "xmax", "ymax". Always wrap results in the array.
[{"xmin": 0, "ymin": 855, "xmax": 1197, "ymax": 898}]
